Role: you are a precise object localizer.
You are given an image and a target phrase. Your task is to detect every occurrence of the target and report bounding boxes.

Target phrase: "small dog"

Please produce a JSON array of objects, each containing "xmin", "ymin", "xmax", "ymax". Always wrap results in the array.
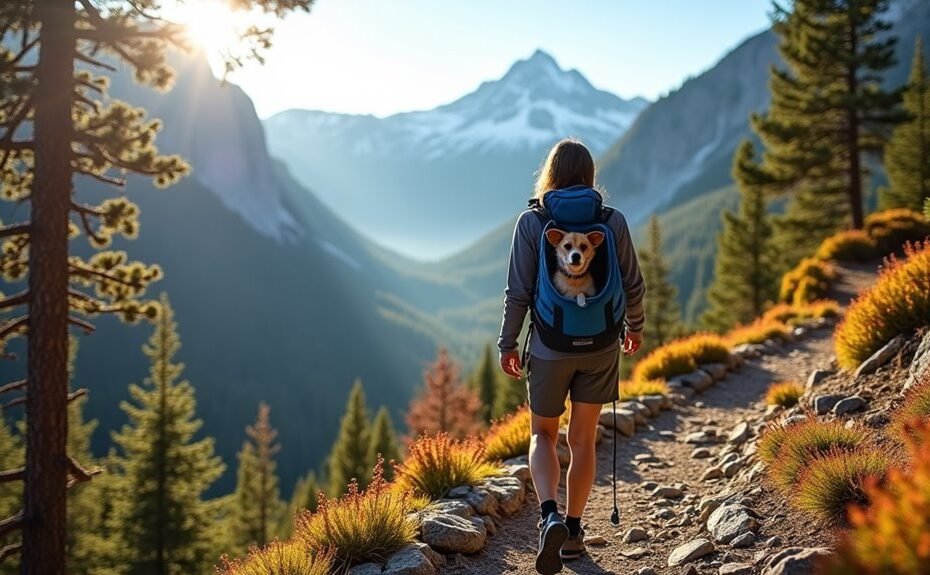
[{"xmin": 545, "ymin": 228, "xmax": 605, "ymax": 307}]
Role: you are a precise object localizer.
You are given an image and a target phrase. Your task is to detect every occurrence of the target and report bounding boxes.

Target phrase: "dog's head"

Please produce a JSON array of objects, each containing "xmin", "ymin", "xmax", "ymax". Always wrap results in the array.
[{"xmin": 545, "ymin": 228, "xmax": 605, "ymax": 276}]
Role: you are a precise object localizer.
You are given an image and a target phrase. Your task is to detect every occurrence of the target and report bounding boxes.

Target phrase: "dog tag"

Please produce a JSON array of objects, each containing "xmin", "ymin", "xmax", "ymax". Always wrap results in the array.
[{"xmin": 576, "ymin": 293, "xmax": 587, "ymax": 307}]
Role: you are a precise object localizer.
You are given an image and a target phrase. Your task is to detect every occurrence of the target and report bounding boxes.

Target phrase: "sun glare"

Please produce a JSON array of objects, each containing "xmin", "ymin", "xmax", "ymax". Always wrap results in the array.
[{"xmin": 173, "ymin": 0, "xmax": 252, "ymax": 57}]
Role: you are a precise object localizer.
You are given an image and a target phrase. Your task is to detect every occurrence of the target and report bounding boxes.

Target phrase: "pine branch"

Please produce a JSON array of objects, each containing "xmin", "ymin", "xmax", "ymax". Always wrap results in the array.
[
  {"xmin": 69, "ymin": 263, "xmax": 138, "ymax": 288},
  {"xmin": 0, "ymin": 511, "xmax": 23, "ymax": 539},
  {"xmin": 0, "ymin": 542, "xmax": 20, "ymax": 565},
  {"xmin": 0, "ymin": 223, "xmax": 30, "ymax": 239},
  {"xmin": 74, "ymin": 166, "xmax": 126, "ymax": 188},
  {"xmin": 4, "ymin": 388, "xmax": 85, "ymax": 410},
  {"xmin": 68, "ymin": 388, "xmax": 88, "ymax": 403},
  {"xmin": 0, "ymin": 379, "xmax": 26, "ymax": 395},
  {"xmin": 0, "ymin": 290, "xmax": 29, "ymax": 310},
  {"xmin": 0, "ymin": 467, "xmax": 24, "ymax": 483},
  {"xmin": 68, "ymin": 316, "xmax": 95, "ymax": 334},
  {"xmin": 74, "ymin": 50, "xmax": 117, "ymax": 72},
  {"xmin": 0, "ymin": 316, "xmax": 27, "ymax": 340}
]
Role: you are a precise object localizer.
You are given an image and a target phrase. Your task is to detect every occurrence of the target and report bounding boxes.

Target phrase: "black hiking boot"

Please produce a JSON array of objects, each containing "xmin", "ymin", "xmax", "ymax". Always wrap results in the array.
[{"xmin": 536, "ymin": 511, "xmax": 569, "ymax": 575}]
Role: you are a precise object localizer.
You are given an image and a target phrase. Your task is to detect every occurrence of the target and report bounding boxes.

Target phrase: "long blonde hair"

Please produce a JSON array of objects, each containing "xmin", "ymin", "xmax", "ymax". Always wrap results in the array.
[{"xmin": 533, "ymin": 138, "xmax": 600, "ymax": 199}]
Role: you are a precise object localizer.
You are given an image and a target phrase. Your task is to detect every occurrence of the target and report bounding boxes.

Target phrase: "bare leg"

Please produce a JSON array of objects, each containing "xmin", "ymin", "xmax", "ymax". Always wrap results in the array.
[
  {"xmin": 529, "ymin": 413, "xmax": 561, "ymax": 506},
  {"xmin": 566, "ymin": 401, "xmax": 601, "ymax": 518}
]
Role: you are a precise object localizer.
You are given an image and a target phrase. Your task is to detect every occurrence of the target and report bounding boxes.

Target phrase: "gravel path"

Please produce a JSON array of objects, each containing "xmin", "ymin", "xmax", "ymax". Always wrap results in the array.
[{"xmin": 452, "ymin": 330, "xmax": 841, "ymax": 575}]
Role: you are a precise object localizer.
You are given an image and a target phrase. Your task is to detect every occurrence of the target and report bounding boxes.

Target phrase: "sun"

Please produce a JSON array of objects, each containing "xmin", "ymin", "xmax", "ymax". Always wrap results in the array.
[{"xmin": 172, "ymin": 0, "xmax": 251, "ymax": 56}]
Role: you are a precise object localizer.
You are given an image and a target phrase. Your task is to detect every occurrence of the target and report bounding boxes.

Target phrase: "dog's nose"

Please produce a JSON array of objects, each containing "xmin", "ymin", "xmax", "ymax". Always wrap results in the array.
[{"xmin": 570, "ymin": 253, "xmax": 581, "ymax": 264}]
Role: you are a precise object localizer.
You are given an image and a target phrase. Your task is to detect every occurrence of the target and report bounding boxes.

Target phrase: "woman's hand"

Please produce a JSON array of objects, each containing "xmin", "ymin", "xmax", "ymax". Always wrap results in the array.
[
  {"xmin": 499, "ymin": 350, "xmax": 523, "ymax": 379},
  {"xmin": 622, "ymin": 331, "xmax": 642, "ymax": 356}
]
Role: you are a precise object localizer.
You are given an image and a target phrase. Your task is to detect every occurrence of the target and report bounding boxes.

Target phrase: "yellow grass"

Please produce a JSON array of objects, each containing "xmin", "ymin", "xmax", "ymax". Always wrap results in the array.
[
  {"xmin": 780, "ymin": 258, "xmax": 836, "ymax": 305},
  {"xmin": 393, "ymin": 433, "xmax": 499, "ymax": 500},
  {"xmin": 835, "ymin": 241, "xmax": 930, "ymax": 369},
  {"xmin": 765, "ymin": 381, "xmax": 804, "ymax": 408},
  {"xmin": 794, "ymin": 449, "xmax": 892, "ymax": 521},
  {"xmin": 815, "ymin": 229, "xmax": 878, "ymax": 263},
  {"xmin": 889, "ymin": 372, "xmax": 930, "ymax": 447},
  {"xmin": 864, "ymin": 208, "xmax": 930, "ymax": 253},
  {"xmin": 483, "ymin": 406, "xmax": 531, "ymax": 462},
  {"xmin": 765, "ymin": 420, "xmax": 871, "ymax": 493},
  {"xmin": 294, "ymin": 459, "xmax": 416, "ymax": 571},
  {"xmin": 725, "ymin": 319, "xmax": 791, "ymax": 346},
  {"xmin": 761, "ymin": 300, "xmax": 841, "ymax": 326},
  {"xmin": 217, "ymin": 541, "xmax": 333, "ymax": 575},
  {"xmin": 619, "ymin": 379, "xmax": 669, "ymax": 400},
  {"xmin": 632, "ymin": 334, "xmax": 730, "ymax": 382}
]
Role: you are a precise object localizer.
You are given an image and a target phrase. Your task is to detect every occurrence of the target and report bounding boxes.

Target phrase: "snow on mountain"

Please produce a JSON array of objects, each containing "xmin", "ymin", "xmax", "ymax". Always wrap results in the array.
[{"xmin": 263, "ymin": 50, "xmax": 647, "ymax": 258}]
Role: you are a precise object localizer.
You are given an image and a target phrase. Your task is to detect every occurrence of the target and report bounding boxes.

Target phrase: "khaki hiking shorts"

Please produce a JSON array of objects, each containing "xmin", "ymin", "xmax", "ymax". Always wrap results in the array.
[{"xmin": 526, "ymin": 349, "xmax": 620, "ymax": 417}]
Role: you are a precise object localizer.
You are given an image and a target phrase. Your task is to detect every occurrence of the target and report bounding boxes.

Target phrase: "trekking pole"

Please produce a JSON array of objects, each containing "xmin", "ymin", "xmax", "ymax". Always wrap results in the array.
[{"xmin": 610, "ymin": 398, "xmax": 619, "ymax": 525}]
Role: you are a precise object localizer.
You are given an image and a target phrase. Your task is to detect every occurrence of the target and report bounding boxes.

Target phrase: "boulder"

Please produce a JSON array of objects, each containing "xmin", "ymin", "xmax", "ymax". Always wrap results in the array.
[
  {"xmin": 640, "ymin": 395, "xmax": 665, "ymax": 416},
  {"xmin": 701, "ymin": 363, "xmax": 729, "ymax": 381},
  {"xmin": 410, "ymin": 541, "xmax": 444, "ymax": 568},
  {"xmin": 382, "ymin": 544, "xmax": 437, "ymax": 575},
  {"xmin": 599, "ymin": 407, "xmax": 636, "ymax": 437},
  {"xmin": 707, "ymin": 504, "xmax": 759, "ymax": 544},
  {"xmin": 348, "ymin": 563, "xmax": 382, "ymax": 575},
  {"xmin": 481, "ymin": 476, "xmax": 525, "ymax": 515},
  {"xmin": 813, "ymin": 394, "xmax": 844, "ymax": 415},
  {"xmin": 446, "ymin": 485, "xmax": 472, "ymax": 499},
  {"xmin": 651, "ymin": 485, "xmax": 684, "ymax": 499},
  {"xmin": 762, "ymin": 547, "xmax": 834, "ymax": 575},
  {"xmin": 668, "ymin": 539, "xmax": 716, "ymax": 567},
  {"xmin": 692, "ymin": 447, "xmax": 713, "ymax": 459},
  {"xmin": 722, "ymin": 460, "xmax": 744, "ymax": 478},
  {"xmin": 620, "ymin": 401, "xmax": 652, "ymax": 423},
  {"xmin": 730, "ymin": 532, "xmax": 756, "ymax": 549},
  {"xmin": 720, "ymin": 563, "xmax": 754, "ymax": 575},
  {"xmin": 503, "ymin": 463, "xmax": 531, "ymax": 484},
  {"xmin": 701, "ymin": 467, "xmax": 724, "ymax": 481},
  {"xmin": 854, "ymin": 335, "xmax": 906, "ymax": 378},
  {"xmin": 805, "ymin": 369, "xmax": 833, "ymax": 390},
  {"xmin": 464, "ymin": 488, "xmax": 499, "ymax": 517},
  {"xmin": 905, "ymin": 331, "xmax": 930, "ymax": 391},
  {"xmin": 832, "ymin": 396, "xmax": 866, "ymax": 416},
  {"xmin": 429, "ymin": 499, "xmax": 473, "ymax": 518},
  {"xmin": 728, "ymin": 422, "xmax": 750, "ymax": 444},
  {"xmin": 622, "ymin": 526, "xmax": 649, "ymax": 543},
  {"xmin": 681, "ymin": 370, "xmax": 714, "ymax": 392},
  {"xmin": 419, "ymin": 514, "xmax": 487, "ymax": 554}
]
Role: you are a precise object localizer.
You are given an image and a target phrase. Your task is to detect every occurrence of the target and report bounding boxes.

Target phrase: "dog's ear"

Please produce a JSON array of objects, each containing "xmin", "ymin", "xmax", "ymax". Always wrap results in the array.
[
  {"xmin": 587, "ymin": 231, "xmax": 606, "ymax": 248},
  {"xmin": 545, "ymin": 228, "xmax": 566, "ymax": 246}
]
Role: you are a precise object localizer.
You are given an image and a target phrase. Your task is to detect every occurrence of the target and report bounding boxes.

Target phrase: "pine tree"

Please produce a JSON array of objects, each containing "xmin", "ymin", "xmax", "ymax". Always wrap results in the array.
[
  {"xmin": 639, "ymin": 216, "xmax": 683, "ymax": 347},
  {"xmin": 0, "ymin": 2, "xmax": 311, "ymax": 569},
  {"xmin": 110, "ymin": 294, "xmax": 225, "ymax": 575},
  {"xmin": 0, "ymin": 407, "xmax": 22, "ymax": 572},
  {"xmin": 278, "ymin": 470, "xmax": 320, "ymax": 538},
  {"xmin": 230, "ymin": 402, "xmax": 283, "ymax": 554},
  {"xmin": 702, "ymin": 141, "xmax": 778, "ymax": 331},
  {"xmin": 491, "ymin": 375, "xmax": 527, "ymax": 420},
  {"xmin": 367, "ymin": 407, "xmax": 401, "ymax": 482},
  {"xmin": 881, "ymin": 37, "xmax": 930, "ymax": 211},
  {"xmin": 406, "ymin": 348, "xmax": 483, "ymax": 440},
  {"xmin": 753, "ymin": 0, "xmax": 904, "ymax": 267},
  {"xmin": 469, "ymin": 344, "xmax": 497, "ymax": 424},
  {"xmin": 327, "ymin": 380, "xmax": 371, "ymax": 496}
]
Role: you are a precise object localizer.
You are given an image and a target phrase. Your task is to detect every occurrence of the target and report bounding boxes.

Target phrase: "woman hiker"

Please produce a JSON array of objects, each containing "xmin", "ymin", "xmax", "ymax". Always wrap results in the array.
[{"xmin": 498, "ymin": 138, "xmax": 646, "ymax": 575}]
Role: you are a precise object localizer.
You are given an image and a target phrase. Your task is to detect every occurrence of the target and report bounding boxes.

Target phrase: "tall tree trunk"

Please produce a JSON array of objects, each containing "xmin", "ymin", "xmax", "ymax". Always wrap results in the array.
[
  {"xmin": 848, "ymin": 14, "xmax": 865, "ymax": 230},
  {"xmin": 24, "ymin": 0, "xmax": 75, "ymax": 572}
]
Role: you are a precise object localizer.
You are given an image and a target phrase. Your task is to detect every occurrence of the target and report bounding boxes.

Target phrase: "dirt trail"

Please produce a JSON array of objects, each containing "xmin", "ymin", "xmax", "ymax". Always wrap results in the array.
[{"xmin": 453, "ymin": 329, "xmax": 840, "ymax": 575}]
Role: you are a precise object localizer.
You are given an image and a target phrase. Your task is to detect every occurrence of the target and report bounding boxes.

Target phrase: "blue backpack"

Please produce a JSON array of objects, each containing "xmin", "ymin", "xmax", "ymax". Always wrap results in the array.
[{"xmin": 529, "ymin": 186, "xmax": 626, "ymax": 353}]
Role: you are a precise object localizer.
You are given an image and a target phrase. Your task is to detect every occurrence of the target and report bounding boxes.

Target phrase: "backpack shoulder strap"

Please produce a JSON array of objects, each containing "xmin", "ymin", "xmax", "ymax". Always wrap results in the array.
[
  {"xmin": 600, "ymin": 205, "xmax": 615, "ymax": 223},
  {"xmin": 527, "ymin": 198, "xmax": 550, "ymax": 222}
]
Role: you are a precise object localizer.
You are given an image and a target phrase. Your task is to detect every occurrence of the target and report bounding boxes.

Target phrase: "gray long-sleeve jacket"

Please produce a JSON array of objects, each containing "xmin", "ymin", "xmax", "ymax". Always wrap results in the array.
[{"xmin": 497, "ymin": 208, "xmax": 646, "ymax": 361}]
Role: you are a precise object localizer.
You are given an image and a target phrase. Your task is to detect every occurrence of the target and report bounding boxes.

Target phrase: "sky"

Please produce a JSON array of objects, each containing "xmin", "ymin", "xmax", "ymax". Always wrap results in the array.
[{"xmin": 198, "ymin": 0, "xmax": 774, "ymax": 119}]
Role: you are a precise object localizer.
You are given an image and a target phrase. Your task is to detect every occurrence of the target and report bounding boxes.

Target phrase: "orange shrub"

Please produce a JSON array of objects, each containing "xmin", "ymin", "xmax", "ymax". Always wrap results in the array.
[
  {"xmin": 889, "ymin": 372, "xmax": 930, "ymax": 446},
  {"xmin": 794, "ymin": 449, "xmax": 891, "ymax": 521},
  {"xmin": 864, "ymin": 208, "xmax": 930, "ymax": 253},
  {"xmin": 766, "ymin": 420, "xmax": 871, "ymax": 493},
  {"xmin": 483, "ymin": 406, "xmax": 530, "ymax": 462},
  {"xmin": 779, "ymin": 258, "xmax": 836, "ymax": 305},
  {"xmin": 835, "ymin": 241, "xmax": 930, "ymax": 369},
  {"xmin": 619, "ymin": 379, "xmax": 669, "ymax": 400},
  {"xmin": 217, "ymin": 541, "xmax": 333, "ymax": 575},
  {"xmin": 760, "ymin": 300, "xmax": 841, "ymax": 325},
  {"xmin": 725, "ymin": 319, "xmax": 791, "ymax": 347},
  {"xmin": 758, "ymin": 424, "xmax": 791, "ymax": 465},
  {"xmin": 632, "ymin": 334, "xmax": 730, "ymax": 382},
  {"xmin": 393, "ymin": 433, "xmax": 499, "ymax": 500},
  {"xmin": 294, "ymin": 459, "xmax": 416, "ymax": 571},
  {"xmin": 827, "ymin": 421, "xmax": 930, "ymax": 574},
  {"xmin": 765, "ymin": 381, "xmax": 804, "ymax": 408},
  {"xmin": 815, "ymin": 229, "xmax": 878, "ymax": 262}
]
